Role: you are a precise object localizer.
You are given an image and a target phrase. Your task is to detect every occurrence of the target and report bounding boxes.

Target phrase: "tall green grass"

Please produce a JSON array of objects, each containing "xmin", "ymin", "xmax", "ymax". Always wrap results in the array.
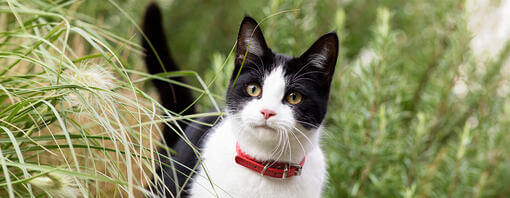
[
  {"xmin": 0, "ymin": 0, "xmax": 222, "ymax": 197},
  {"xmin": 1, "ymin": 0, "xmax": 510, "ymax": 197}
]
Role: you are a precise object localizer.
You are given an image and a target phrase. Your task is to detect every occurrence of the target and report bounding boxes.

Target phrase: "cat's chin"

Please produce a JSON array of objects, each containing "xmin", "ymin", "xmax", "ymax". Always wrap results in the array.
[{"xmin": 244, "ymin": 124, "xmax": 281, "ymax": 142}]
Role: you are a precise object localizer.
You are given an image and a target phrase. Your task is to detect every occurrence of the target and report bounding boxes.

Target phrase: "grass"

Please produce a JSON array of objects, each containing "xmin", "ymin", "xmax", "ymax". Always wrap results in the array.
[
  {"xmin": 1, "ymin": 0, "xmax": 510, "ymax": 197},
  {"xmin": 0, "ymin": 0, "xmax": 194, "ymax": 196}
]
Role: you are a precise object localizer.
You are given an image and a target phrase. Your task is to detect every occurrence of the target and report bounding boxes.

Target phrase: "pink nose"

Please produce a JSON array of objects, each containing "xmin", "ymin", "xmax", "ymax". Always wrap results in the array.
[{"xmin": 260, "ymin": 109, "xmax": 276, "ymax": 120}]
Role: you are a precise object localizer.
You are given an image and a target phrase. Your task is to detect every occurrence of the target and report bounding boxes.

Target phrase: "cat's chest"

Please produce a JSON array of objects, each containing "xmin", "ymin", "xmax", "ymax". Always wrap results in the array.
[{"xmin": 188, "ymin": 120, "xmax": 327, "ymax": 198}]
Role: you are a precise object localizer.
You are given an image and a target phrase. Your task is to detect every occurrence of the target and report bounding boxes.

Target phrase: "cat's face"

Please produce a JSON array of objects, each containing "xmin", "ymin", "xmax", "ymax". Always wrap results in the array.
[{"xmin": 226, "ymin": 16, "xmax": 338, "ymax": 148}]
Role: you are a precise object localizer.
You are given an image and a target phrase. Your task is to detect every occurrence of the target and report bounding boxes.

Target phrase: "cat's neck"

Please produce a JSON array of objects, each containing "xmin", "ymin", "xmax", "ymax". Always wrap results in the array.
[{"xmin": 224, "ymin": 117, "xmax": 321, "ymax": 164}]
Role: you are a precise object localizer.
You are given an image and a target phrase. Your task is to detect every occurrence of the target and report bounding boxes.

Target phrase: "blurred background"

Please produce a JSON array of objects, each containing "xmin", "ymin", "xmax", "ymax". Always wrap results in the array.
[{"xmin": 1, "ymin": 0, "xmax": 510, "ymax": 197}]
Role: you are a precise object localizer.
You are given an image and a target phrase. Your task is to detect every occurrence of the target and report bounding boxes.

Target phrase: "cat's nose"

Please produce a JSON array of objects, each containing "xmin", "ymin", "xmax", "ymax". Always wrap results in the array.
[{"xmin": 260, "ymin": 109, "xmax": 276, "ymax": 120}]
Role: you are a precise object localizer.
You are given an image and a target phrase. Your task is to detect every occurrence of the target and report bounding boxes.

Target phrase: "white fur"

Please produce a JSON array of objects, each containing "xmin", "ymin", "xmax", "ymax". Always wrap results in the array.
[{"xmin": 188, "ymin": 67, "xmax": 327, "ymax": 198}]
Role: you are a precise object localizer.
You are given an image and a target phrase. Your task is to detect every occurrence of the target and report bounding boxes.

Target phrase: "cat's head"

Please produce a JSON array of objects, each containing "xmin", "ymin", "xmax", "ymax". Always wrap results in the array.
[{"xmin": 226, "ymin": 16, "xmax": 338, "ymax": 161}]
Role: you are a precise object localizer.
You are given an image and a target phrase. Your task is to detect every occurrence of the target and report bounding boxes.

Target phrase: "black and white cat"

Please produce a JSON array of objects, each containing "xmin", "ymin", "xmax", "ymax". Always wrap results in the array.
[{"xmin": 142, "ymin": 3, "xmax": 338, "ymax": 198}]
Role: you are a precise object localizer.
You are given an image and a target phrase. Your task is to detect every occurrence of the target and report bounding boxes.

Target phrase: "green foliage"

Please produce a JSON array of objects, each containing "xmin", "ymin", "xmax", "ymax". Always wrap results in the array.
[
  {"xmin": 326, "ymin": 1, "xmax": 510, "ymax": 197},
  {"xmin": 1, "ymin": 0, "xmax": 509, "ymax": 197}
]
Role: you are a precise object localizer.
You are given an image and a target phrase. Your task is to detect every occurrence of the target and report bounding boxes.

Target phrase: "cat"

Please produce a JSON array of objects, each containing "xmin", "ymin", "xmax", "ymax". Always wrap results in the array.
[{"xmin": 142, "ymin": 3, "xmax": 338, "ymax": 198}]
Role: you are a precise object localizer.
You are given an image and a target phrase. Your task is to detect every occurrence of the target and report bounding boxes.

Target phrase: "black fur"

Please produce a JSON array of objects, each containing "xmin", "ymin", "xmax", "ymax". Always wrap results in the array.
[
  {"xmin": 142, "ymin": 4, "xmax": 338, "ymax": 197},
  {"xmin": 142, "ymin": 3, "xmax": 215, "ymax": 197},
  {"xmin": 142, "ymin": 3, "xmax": 196, "ymax": 147}
]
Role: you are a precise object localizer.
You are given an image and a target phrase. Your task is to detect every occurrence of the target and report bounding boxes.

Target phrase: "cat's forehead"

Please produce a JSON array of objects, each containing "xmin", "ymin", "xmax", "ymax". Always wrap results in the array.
[
  {"xmin": 273, "ymin": 54, "xmax": 293, "ymax": 66},
  {"xmin": 263, "ymin": 53, "xmax": 296, "ymax": 76},
  {"xmin": 270, "ymin": 53, "xmax": 315, "ymax": 79},
  {"xmin": 242, "ymin": 53, "xmax": 294, "ymax": 78},
  {"xmin": 238, "ymin": 52, "xmax": 326, "ymax": 88}
]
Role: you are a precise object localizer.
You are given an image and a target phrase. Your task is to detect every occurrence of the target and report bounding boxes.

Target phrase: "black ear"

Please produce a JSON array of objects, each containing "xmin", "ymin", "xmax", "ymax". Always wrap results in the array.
[
  {"xmin": 300, "ymin": 32, "xmax": 339, "ymax": 82},
  {"xmin": 236, "ymin": 16, "xmax": 271, "ymax": 65}
]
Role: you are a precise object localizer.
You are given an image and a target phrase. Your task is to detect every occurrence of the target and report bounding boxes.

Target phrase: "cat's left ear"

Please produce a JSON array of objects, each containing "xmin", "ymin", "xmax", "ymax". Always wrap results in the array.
[
  {"xmin": 300, "ymin": 32, "xmax": 339, "ymax": 82},
  {"xmin": 236, "ymin": 16, "xmax": 271, "ymax": 65}
]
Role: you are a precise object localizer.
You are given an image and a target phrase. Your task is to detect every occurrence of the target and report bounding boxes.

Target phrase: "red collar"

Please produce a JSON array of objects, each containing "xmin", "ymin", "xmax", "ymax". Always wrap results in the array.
[{"xmin": 234, "ymin": 142, "xmax": 305, "ymax": 179}]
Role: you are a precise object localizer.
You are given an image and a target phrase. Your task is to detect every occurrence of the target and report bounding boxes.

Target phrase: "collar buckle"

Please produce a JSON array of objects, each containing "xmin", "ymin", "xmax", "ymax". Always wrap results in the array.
[
  {"xmin": 282, "ymin": 164, "xmax": 289, "ymax": 179},
  {"xmin": 293, "ymin": 163, "xmax": 302, "ymax": 176}
]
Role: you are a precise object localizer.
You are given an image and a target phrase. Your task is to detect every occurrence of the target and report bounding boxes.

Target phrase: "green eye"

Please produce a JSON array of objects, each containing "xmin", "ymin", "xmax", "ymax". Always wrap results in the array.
[
  {"xmin": 286, "ymin": 92, "xmax": 302, "ymax": 104},
  {"xmin": 246, "ymin": 83, "xmax": 262, "ymax": 97}
]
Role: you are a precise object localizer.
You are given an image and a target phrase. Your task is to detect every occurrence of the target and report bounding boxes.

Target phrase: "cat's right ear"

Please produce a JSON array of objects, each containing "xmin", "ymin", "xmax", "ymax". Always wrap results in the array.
[
  {"xmin": 236, "ymin": 16, "xmax": 271, "ymax": 66},
  {"xmin": 299, "ymin": 32, "xmax": 339, "ymax": 83}
]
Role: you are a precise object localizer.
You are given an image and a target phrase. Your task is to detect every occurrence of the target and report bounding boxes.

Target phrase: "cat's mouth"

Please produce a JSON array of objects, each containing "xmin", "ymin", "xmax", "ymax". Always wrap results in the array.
[{"xmin": 253, "ymin": 124, "xmax": 276, "ymax": 131}]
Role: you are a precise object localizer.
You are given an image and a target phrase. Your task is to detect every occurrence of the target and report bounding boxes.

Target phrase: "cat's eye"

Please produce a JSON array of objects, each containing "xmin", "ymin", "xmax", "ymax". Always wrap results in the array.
[
  {"xmin": 286, "ymin": 92, "xmax": 302, "ymax": 104},
  {"xmin": 246, "ymin": 83, "xmax": 262, "ymax": 97}
]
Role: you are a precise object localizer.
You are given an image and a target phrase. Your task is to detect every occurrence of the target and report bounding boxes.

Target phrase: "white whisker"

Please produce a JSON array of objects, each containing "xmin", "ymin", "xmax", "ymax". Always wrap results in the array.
[
  {"xmin": 292, "ymin": 126, "xmax": 314, "ymax": 146},
  {"xmin": 289, "ymin": 130, "xmax": 306, "ymax": 159},
  {"xmin": 286, "ymin": 132, "xmax": 292, "ymax": 163},
  {"xmin": 296, "ymin": 120, "xmax": 319, "ymax": 128}
]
